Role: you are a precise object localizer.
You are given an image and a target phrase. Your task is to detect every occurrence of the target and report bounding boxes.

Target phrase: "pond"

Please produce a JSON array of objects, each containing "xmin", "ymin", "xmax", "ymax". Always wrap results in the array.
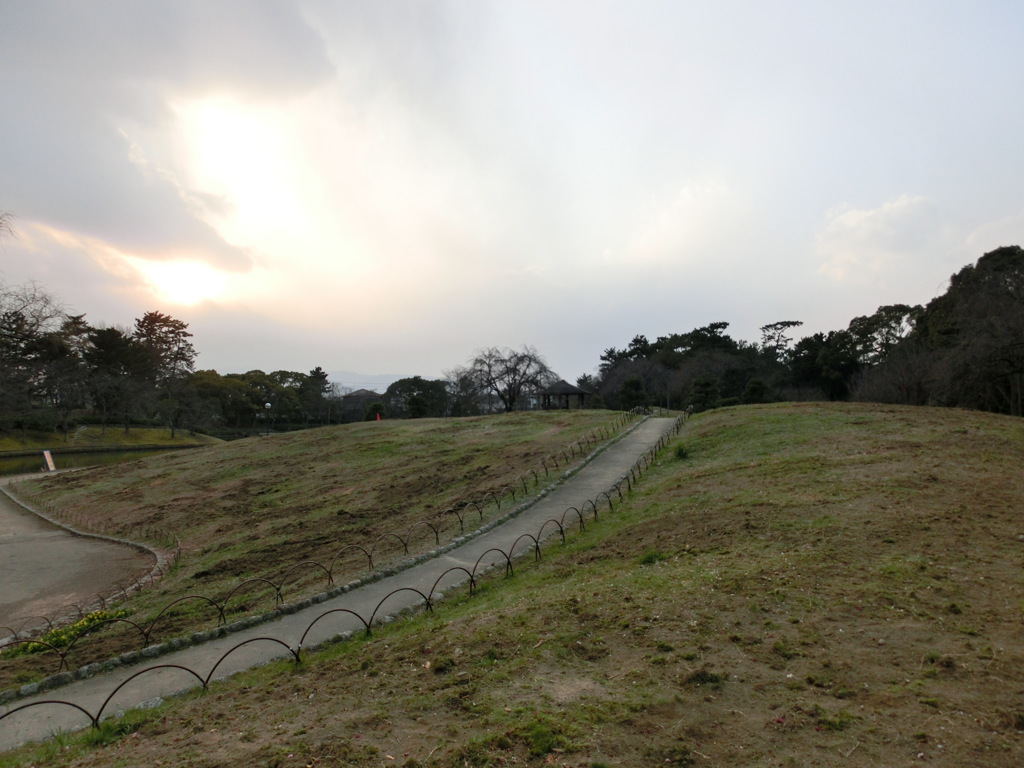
[{"xmin": 0, "ymin": 448, "xmax": 180, "ymax": 477}]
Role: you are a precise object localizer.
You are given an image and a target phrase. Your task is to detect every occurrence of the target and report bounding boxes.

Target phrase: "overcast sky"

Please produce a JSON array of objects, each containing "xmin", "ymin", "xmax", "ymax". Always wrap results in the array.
[{"xmin": 2, "ymin": 1, "xmax": 1023, "ymax": 386}]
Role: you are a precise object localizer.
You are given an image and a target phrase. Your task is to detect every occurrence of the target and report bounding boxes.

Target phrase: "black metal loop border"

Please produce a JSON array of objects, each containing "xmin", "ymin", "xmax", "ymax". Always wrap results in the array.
[
  {"xmin": 0, "ymin": 409, "xmax": 647, "ymax": 644},
  {"xmin": 0, "ymin": 413, "xmax": 688, "ymax": 739},
  {"xmin": 0, "ymin": 411, "xmax": 679, "ymax": 706}
]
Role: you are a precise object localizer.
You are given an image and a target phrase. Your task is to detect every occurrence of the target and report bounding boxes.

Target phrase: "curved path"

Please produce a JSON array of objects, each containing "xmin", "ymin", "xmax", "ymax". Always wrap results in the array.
[
  {"xmin": 0, "ymin": 417, "xmax": 678, "ymax": 751},
  {"xmin": 0, "ymin": 476, "xmax": 154, "ymax": 632}
]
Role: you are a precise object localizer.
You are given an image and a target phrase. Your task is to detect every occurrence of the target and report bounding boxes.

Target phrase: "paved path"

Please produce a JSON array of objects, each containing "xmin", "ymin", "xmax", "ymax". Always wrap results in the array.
[
  {"xmin": 0, "ymin": 417, "xmax": 677, "ymax": 751},
  {"xmin": 0, "ymin": 477, "xmax": 155, "ymax": 631}
]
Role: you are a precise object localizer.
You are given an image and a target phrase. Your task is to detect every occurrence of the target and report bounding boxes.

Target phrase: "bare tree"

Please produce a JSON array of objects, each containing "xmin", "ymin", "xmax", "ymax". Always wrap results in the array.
[
  {"xmin": 0, "ymin": 279, "xmax": 66, "ymax": 338},
  {"xmin": 468, "ymin": 345, "xmax": 555, "ymax": 412},
  {"xmin": 0, "ymin": 211, "xmax": 13, "ymax": 239},
  {"xmin": 0, "ymin": 278, "xmax": 70, "ymax": 430}
]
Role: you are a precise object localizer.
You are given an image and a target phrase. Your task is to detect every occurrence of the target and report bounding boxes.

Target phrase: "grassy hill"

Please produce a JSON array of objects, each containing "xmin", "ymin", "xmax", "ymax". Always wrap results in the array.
[
  {"xmin": 1, "ymin": 410, "xmax": 634, "ymax": 687},
  {"xmin": 3, "ymin": 403, "xmax": 1024, "ymax": 767}
]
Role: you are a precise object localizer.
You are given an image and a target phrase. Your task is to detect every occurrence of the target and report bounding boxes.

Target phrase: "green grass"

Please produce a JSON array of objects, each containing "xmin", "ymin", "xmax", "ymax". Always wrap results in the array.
[{"xmin": 0, "ymin": 426, "xmax": 221, "ymax": 453}]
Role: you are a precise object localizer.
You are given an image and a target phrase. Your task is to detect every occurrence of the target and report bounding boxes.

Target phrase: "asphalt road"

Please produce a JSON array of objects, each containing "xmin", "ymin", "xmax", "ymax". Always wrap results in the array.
[{"xmin": 0, "ymin": 417, "xmax": 678, "ymax": 752}]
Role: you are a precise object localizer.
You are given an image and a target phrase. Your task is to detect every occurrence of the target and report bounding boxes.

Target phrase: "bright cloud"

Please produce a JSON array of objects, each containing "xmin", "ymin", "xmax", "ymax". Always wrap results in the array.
[
  {"xmin": 815, "ymin": 195, "xmax": 950, "ymax": 285},
  {"xmin": 614, "ymin": 183, "xmax": 734, "ymax": 266},
  {"xmin": 174, "ymin": 98, "xmax": 313, "ymax": 242},
  {"xmin": 2, "ymin": 2, "xmax": 1024, "ymax": 379}
]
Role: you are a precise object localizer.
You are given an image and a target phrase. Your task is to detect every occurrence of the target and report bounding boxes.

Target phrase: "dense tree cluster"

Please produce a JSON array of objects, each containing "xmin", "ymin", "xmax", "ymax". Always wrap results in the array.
[
  {"xmin": 0, "ymin": 282, "xmax": 188, "ymax": 435},
  {"xmin": 589, "ymin": 321, "xmax": 791, "ymax": 411},
  {"xmin": 584, "ymin": 246, "xmax": 1024, "ymax": 418},
  {"xmin": 0, "ymin": 274, "xmax": 547, "ymax": 435},
  {"xmin": 0, "ymin": 276, "xmax": 347, "ymax": 437},
  {"xmin": 190, "ymin": 366, "xmax": 342, "ymax": 434},
  {"xmin": 855, "ymin": 246, "xmax": 1024, "ymax": 415},
  {"xmin": 383, "ymin": 376, "xmax": 448, "ymax": 419}
]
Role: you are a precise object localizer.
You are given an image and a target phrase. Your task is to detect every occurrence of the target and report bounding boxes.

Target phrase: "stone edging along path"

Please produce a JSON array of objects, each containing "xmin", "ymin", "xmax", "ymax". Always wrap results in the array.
[
  {"xmin": 0, "ymin": 481, "xmax": 173, "ymax": 639},
  {"xmin": 0, "ymin": 484, "xmax": 172, "ymax": 592},
  {"xmin": 0, "ymin": 415, "xmax": 680, "ymax": 709}
]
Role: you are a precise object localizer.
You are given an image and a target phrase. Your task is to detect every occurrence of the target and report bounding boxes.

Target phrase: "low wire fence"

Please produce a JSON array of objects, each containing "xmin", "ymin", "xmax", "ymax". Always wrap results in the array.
[
  {"xmin": 0, "ymin": 413, "xmax": 686, "ymax": 737},
  {"xmin": 1, "ymin": 409, "xmax": 652, "ymax": 669}
]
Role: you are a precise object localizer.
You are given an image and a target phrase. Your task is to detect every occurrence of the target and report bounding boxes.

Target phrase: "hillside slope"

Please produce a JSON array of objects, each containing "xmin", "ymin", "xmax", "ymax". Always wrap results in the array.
[
  {"xmin": 1, "ymin": 411, "xmax": 631, "ymax": 689},
  {"xmin": 3, "ymin": 403, "xmax": 1023, "ymax": 767}
]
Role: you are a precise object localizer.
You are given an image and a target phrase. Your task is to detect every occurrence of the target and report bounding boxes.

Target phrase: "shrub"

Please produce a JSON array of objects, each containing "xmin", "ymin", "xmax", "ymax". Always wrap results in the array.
[
  {"xmin": 3, "ymin": 609, "xmax": 129, "ymax": 657},
  {"xmin": 638, "ymin": 550, "xmax": 668, "ymax": 566}
]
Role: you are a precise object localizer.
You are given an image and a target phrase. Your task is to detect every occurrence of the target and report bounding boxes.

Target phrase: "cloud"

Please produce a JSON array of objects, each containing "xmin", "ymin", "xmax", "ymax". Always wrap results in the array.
[
  {"xmin": 966, "ymin": 210, "xmax": 1024, "ymax": 255},
  {"xmin": 607, "ymin": 183, "xmax": 735, "ymax": 267},
  {"xmin": 4, "ymin": 1, "xmax": 1024, "ymax": 383},
  {"xmin": 0, "ymin": 2, "xmax": 333, "ymax": 276},
  {"xmin": 815, "ymin": 195, "xmax": 953, "ymax": 286}
]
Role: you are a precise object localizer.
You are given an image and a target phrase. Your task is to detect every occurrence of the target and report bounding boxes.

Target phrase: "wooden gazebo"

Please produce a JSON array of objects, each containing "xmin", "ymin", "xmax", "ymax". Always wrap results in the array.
[{"xmin": 541, "ymin": 379, "xmax": 591, "ymax": 410}]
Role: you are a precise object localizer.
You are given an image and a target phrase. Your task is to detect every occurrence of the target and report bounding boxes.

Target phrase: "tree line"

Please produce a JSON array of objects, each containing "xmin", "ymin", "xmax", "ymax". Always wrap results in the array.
[
  {"xmin": 0, "ymin": 280, "xmax": 341, "ymax": 437},
  {"xmin": 2, "ymin": 236, "xmax": 1021, "ymax": 439},
  {"xmin": 0, "ymin": 269, "xmax": 557, "ymax": 436},
  {"xmin": 586, "ymin": 246, "xmax": 1024, "ymax": 418}
]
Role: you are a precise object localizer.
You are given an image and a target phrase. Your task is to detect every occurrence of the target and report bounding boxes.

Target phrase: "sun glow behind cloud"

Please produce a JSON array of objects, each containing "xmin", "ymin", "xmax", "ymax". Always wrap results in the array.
[
  {"xmin": 175, "ymin": 97, "xmax": 310, "ymax": 242},
  {"xmin": 127, "ymin": 258, "xmax": 228, "ymax": 306},
  {"xmin": 166, "ymin": 95, "xmax": 356, "ymax": 318},
  {"xmin": 169, "ymin": 86, "xmax": 500, "ymax": 329},
  {"xmin": 12, "ymin": 222, "xmax": 236, "ymax": 313}
]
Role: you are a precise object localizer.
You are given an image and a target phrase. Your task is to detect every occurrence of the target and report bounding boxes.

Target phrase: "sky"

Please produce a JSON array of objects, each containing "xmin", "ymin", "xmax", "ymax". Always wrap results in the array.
[{"xmin": 2, "ymin": 1, "xmax": 1024, "ymax": 388}]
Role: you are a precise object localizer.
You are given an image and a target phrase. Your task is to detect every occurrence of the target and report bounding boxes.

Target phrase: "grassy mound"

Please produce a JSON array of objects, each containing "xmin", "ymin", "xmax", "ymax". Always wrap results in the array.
[
  {"xmin": 3, "ymin": 402, "xmax": 1024, "ymax": 767},
  {"xmin": 1, "ymin": 411, "xmax": 629, "ymax": 687}
]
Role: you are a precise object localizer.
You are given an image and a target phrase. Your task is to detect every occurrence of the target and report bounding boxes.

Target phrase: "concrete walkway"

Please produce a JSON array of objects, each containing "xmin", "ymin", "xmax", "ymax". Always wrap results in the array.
[{"xmin": 0, "ymin": 417, "xmax": 678, "ymax": 751}]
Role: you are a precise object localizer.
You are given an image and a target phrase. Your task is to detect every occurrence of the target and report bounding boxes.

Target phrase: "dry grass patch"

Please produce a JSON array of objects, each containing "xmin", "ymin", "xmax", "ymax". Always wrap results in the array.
[
  {"xmin": 1, "ymin": 411, "xmax": 624, "ymax": 690},
  {"xmin": 3, "ymin": 403, "xmax": 1024, "ymax": 767}
]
